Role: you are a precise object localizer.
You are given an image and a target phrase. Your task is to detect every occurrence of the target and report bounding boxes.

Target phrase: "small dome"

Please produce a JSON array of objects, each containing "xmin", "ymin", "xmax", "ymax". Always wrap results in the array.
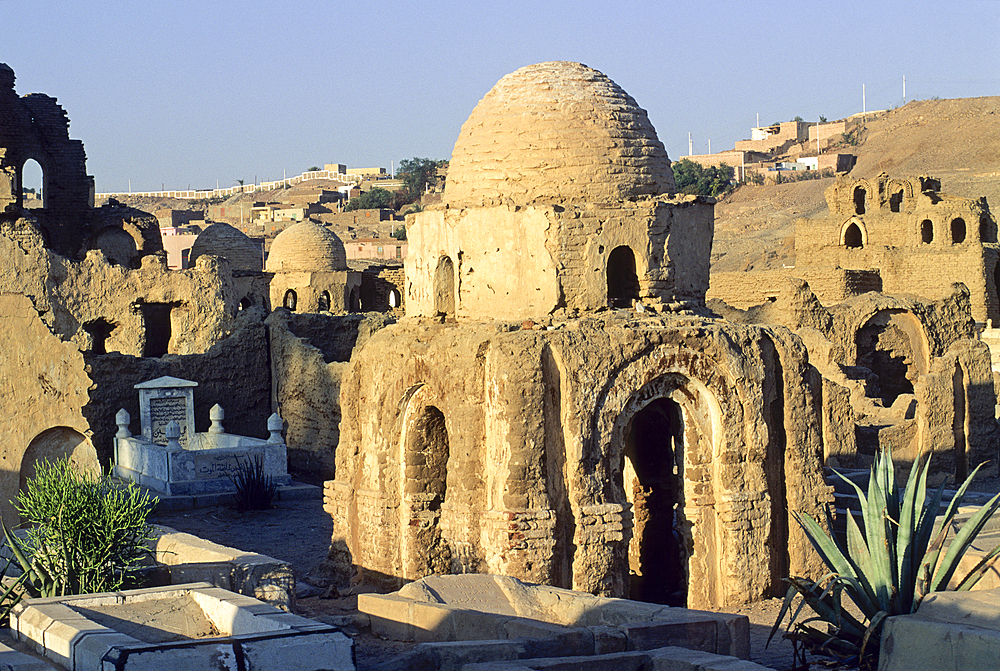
[
  {"xmin": 445, "ymin": 61, "xmax": 675, "ymax": 209},
  {"xmin": 265, "ymin": 221, "xmax": 347, "ymax": 273},
  {"xmin": 191, "ymin": 222, "xmax": 262, "ymax": 271}
]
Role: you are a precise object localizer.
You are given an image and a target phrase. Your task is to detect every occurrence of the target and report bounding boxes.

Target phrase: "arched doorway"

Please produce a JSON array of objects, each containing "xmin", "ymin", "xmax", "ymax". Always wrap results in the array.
[
  {"xmin": 434, "ymin": 256, "xmax": 455, "ymax": 317},
  {"xmin": 607, "ymin": 246, "xmax": 639, "ymax": 308},
  {"xmin": 621, "ymin": 397, "xmax": 685, "ymax": 605},
  {"xmin": 401, "ymin": 404, "xmax": 451, "ymax": 578},
  {"xmin": 348, "ymin": 286, "xmax": 361, "ymax": 312},
  {"xmin": 21, "ymin": 427, "xmax": 100, "ymax": 494}
]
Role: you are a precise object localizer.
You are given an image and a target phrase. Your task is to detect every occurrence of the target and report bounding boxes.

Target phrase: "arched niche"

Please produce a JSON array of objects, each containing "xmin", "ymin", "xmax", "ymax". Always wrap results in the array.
[
  {"xmin": 20, "ymin": 427, "xmax": 100, "ymax": 494},
  {"xmin": 397, "ymin": 385, "xmax": 452, "ymax": 580},
  {"xmin": 434, "ymin": 256, "xmax": 456, "ymax": 317}
]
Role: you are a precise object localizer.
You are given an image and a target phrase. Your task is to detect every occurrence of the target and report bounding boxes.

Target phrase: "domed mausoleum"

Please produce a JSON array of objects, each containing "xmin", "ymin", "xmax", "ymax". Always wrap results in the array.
[
  {"xmin": 406, "ymin": 61, "xmax": 713, "ymax": 320},
  {"xmin": 265, "ymin": 221, "xmax": 360, "ymax": 313},
  {"xmin": 326, "ymin": 62, "xmax": 831, "ymax": 609},
  {"xmin": 191, "ymin": 222, "xmax": 262, "ymax": 272}
]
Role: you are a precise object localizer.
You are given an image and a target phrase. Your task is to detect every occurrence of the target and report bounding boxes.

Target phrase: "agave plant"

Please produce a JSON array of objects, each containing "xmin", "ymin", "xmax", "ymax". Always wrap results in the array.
[{"xmin": 770, "ymin": 449, "xmax": 1000, "ymax": 668}]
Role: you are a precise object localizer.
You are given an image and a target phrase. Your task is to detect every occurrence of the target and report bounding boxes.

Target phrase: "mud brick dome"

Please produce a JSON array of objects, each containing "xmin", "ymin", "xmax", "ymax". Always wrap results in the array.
[
  {"xmin": 444, "ymin": 61, "xmax": 676, "ymax": 208},
  {"xmin": 265, "ymin": 221, "xmax": 347, "ymax": 273},
  {"xmin": 191, "ymin": 222, "xmax": 262, "ymax": 271}
]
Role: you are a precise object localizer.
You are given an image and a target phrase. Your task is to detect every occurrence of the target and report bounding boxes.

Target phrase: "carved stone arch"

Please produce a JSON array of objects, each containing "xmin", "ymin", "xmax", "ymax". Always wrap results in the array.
[
  {"xmin": 887, "ymin": 179, "xmax": 913, "ymax": 213},
  {"xmin": 840, "ymin": 217, "xmax": 868, "ymax": 248},
  {"xmin": 588, "ymin": 348, "xmax": 739, "ymax": 607}
]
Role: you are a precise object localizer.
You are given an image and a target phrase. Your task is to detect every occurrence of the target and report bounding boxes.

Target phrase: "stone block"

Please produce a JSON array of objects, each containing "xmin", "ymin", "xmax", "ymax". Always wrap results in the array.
[
  {"xmin": 240, "ymin": 631, "xmax": 355, "ymax": 671},
  {"xmin": 359, "ymin": 593, "xmax": 415, "ymax": 641},
  {"xmin": 73, "ymin": 632, "xmax": 142, "ymax": 671},
  {"xmin": 621, "ymin": 620, "xmax": 717, "ymax": 654},
  {"xmin": 880, "ymin": 612, "xmax": 1000, "ymax": 670}
]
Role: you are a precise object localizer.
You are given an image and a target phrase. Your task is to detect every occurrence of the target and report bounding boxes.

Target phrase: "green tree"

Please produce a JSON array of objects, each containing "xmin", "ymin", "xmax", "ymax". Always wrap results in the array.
[
  {"xmin": 306, "ymin": 166, "xmax": 321, "ymax": 172},
  {"xmin": 672, "ymin": 159, "xmax": 734, "ymax": 197},
  {"xmin": 344, "ymin": 187, "xmax": 394, "ymax": 211},
  {"xmin": 396, "ymin": 158, "xmax": 447, "ymax": 198}
]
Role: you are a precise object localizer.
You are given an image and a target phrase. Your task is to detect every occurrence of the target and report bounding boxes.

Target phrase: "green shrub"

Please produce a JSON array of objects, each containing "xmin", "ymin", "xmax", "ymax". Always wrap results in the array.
[
  {"xmin": 770, "ymin": 450, "xmax": 1000, "ymax": 668},
  {"xmin": 229, "ymin": 455, "xmax": 277, "ymax": 511},
  {"xmin": 4, "ymin": 458, "xmax": 157, "ymax": 602}
]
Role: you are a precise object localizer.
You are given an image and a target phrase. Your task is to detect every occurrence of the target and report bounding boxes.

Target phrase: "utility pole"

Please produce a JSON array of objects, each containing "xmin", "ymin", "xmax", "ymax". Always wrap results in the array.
[
  {"xmin": 903, "ymin": 75, "xmax": 906, "ymax": 104},
  {"xmin": 708, "ymin": 139, "xmax": 711, "ymax": 154},
  {"xmin": 863, "ymin": 84, "xmax": 867, "ymax": 116},
  {"xmin": 688, "ymin": 132, "xmax": 692, "ymax": 156}
]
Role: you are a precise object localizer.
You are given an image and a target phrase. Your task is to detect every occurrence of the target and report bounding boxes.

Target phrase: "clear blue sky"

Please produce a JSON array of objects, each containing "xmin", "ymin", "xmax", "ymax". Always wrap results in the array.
[{"xmin": 2, "ymin": 0, "xmax": 997, "ymax": 193}]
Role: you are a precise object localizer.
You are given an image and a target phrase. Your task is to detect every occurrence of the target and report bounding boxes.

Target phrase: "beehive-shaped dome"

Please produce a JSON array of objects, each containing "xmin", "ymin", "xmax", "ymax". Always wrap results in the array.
[
  {"xmin": 444, "ymin": 61, "xmax": 675, "ymax": 209},
  {"xmin": 265, "ymin": 221, "xmax": 347, "ymax": 273},
  {"xmin": 191, "ymin": 222, "xmax": 262, "ymax": 271}
]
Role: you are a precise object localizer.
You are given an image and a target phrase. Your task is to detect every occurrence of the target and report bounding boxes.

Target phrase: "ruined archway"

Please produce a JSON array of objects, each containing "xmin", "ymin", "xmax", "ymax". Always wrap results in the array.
[
  {"xmin": 855, "ymin": 310, "xmax": 929, "ymax": 407},
  {"xmin": 853, "ymin": 186, "xmax": 866, "ymax": 215},
  {"xmin": 20, "ymin": 427, "xmax": 100, "ymax": 494},
  {"xmin": 434, "ymin": 256, "xmax": 455, "ymax": 317},
  {"xmin": 607, "ymin": 245, "xmax": 639, "ymax": 308},
  {"xmin": 399, "ymin": 396, "xmax": 451, "ymax": 579},
  {"xmin": 889, "ymin": 188, "xmax": 904, "ymax": 213},
  {"xmin": 621, "ymin": 396, "xmax": 685, "ymax": 605}
]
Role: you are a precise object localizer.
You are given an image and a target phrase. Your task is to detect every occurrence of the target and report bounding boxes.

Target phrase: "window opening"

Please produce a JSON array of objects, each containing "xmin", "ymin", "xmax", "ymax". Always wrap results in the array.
[
  {"xmin": 283, "ymin": 289, "xmax": 297, "ymax": 311},
  {"xmin": 920, "ymin": 219, "xmax": 933, "ymax": 244},
  {"xmin": 951, "ymin": 218, "xmax": 966, "ymax": 244},
  {"xmin": 853, "ymin": 186, "xmax": 866, "ymax": 215},
  {"xmin": 844, "ymin": 223, "xmax": 863, "ymax": 248}
]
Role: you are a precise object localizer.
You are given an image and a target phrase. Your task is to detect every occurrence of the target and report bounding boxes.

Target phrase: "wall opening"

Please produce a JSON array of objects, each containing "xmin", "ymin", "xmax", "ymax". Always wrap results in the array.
[
  {"xmin": 951, "ymin": 217, "xmax": 967, "ymax": 244},
  {"xmin": 283, "ymin": 289, "xmax": 297, "ymax": 311},
  {"xmin": 434, "ymin": 256, "xmax": 455, "ymax": 317},
  {"xmin": 388, "ymin": 288, "xmax": 401, "ymax": 309},
  {"xmin": 853, "ymin": 186, "xmax": 866, "ymax": 215},
  {"xmin": 238, "ymin": 296, "xmax": 252, "ymax": 311},
  {"xmin": 361, "ymin": 281, "xmax": 376, "ymax": 312},
  {"xmin": 349, "ymin": 286, "xmax": 361, "ymax": 312},
  {"xmin": 404, "ymin": 405, "xmax": 451, "ymax": 576},
  {"xmin": 953, "ymin": 365, "xmax": 969, "ymax": 481},
  {"xmin": 317, "ymin": 290, "xmax": 331, "ymax": 313},
  {"xmin": 980, "ymin": 213, "xmax": 997, "ymax": 244},
  {"xmin": 21, "ymin": 159, "xmax": 43, "ymax": 209},
  {"xmin": 139, "ymin": 302, "xmax": 179, "ymax": 358},
  {"xmin": 83, "ymin": 318, "xmax": 117, "ymax": 355},
  {"xmin": 920, "ymin": 219, "xmax": 934, "ymax": 244},
  {"xmin": 607, "ymin": 246, "xmax": 639, "ymax": 308},
  {"xmin": 889, "ymin": 189, "xmax": 904, "ymax": 213},
  {"xmin": 844, "ymin": 223, "xmax": 864, "ymax": 249},
  {"xmin": 622, "ymin": 397, "xmax": 686, "ymax": 606}
]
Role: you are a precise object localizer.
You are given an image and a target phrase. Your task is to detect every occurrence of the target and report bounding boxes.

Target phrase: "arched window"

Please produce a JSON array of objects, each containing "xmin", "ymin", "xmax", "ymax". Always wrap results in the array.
[
  {"xmin": 21, "ymin": 159, "xmax": 43, "ymax": 208},
  {"xmin": 607, "ymin": 246, "xmax": 639, "ymax": 308},
  {"xmin": 920, "ymin": 219, "xmax": 934, "ymax": 244},
  {"xmin": 853, "ymin": 186, "xmax": 866, "ymax": 215},
  {"xmin": 317, "ymin": 291, "xmax": 331, "ymax": 312},
  {"xmin": 389, "ymin": 288, "xmax": 402, "ymax": 309},
  {"xmin": 238, "ymin": 296, "xmax": 252, "ymax": 311},
  {"xmin": 889, "ymin": 189, "xmax": 904, "ymax": 213},
  {"xmin": 434, "ymin": 256, "xmax": 455, "ymax": 317},
  {"xmin": 283, "ymin": 289, "xmax": 297, "ymax": 311},
  {"xmin": 951, "ymin": 217, "xmax": 966, "ymax": 244},
  {"xmin": 844, "ymin": 223, "xmax": 864, "ymax": 249}
]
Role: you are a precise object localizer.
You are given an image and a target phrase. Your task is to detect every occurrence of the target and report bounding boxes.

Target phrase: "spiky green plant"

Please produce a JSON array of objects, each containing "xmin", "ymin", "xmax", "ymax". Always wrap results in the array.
[
  {"xmin": 770, "ymin": 449, "xmax": 1000, "ymax": 668},
  {"xmin": 229, "ymin": 454, "xmax": 277, "ymax": 511},
  {"xmin": 2, "ymin": 458, "xmax": 156, "ymax": 606}
]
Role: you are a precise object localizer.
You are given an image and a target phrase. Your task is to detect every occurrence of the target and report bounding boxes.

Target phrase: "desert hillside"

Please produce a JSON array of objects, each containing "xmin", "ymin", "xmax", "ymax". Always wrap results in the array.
[{"xmin": 711, "ymin": 96, "xmax": 1000, "ymax": 273}]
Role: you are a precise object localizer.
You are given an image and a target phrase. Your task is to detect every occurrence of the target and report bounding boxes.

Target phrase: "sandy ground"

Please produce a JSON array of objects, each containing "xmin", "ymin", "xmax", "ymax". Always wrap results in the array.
[{"xmin": 150, "ymin": 497, "xmax": 865, "ymax": 671}]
